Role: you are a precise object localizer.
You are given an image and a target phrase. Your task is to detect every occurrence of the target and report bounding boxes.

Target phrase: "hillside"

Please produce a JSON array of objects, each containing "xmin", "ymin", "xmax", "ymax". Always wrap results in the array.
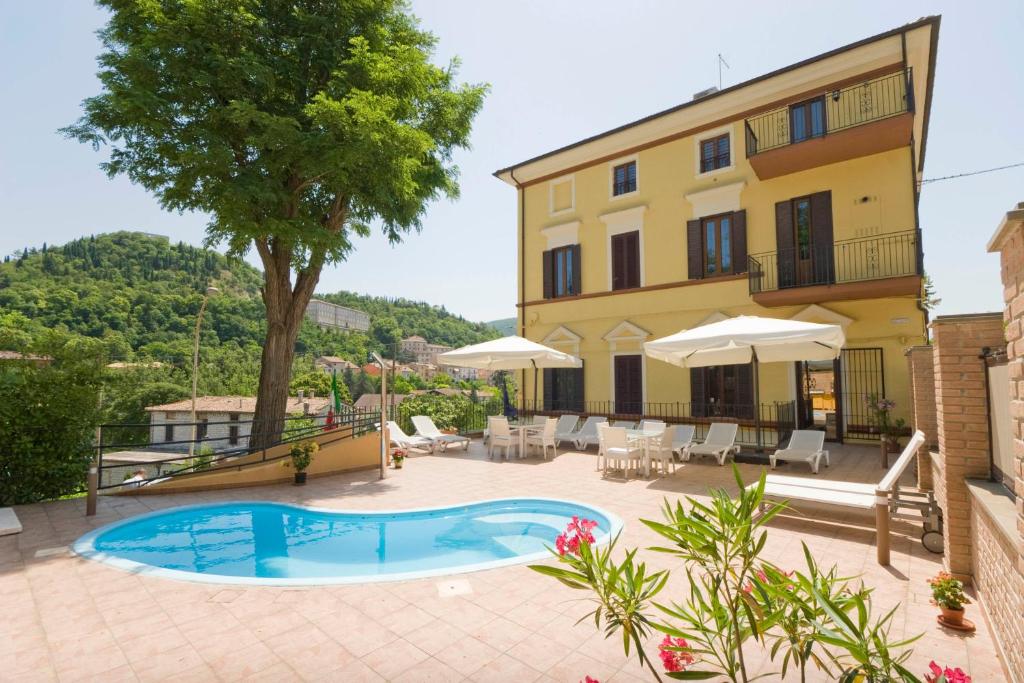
[
  {"xmin": 485, "ymin": 317, "xmax": 516, "ymax": 336},
  {"xmin": 0, "ymin": 231, "xmax": 498, "ymax": 371}
]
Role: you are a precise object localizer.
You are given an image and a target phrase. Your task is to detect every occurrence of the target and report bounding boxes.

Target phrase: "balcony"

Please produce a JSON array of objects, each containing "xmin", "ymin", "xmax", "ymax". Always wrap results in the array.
[
  {"xmin": 744, "ymin": 69, "xmax": 914, "ymax": 179},
  {"xmin": 748, "ymin": 229, "xmax": 922, "ymax": 306}
]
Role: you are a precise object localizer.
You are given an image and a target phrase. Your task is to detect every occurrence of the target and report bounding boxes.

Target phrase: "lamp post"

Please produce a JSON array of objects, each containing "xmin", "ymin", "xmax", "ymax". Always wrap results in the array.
[
  {"xmin": 189, "ymin": 286, "xmax": 219, "ymax": 457},
  {"xmin": 372, "ymin": 352, "xmax": 388, "ymax": 480}
]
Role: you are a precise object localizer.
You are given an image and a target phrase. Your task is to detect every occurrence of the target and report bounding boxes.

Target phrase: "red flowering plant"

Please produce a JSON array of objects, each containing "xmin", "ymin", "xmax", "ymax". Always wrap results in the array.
[
  {"xmin": 531, "ymin": 469, "xmax": 924, "ymax": 683},
  {"xmin": 556, "ymin": 516, "xmax": 597, "ymax": 557},
  {"xmin": 925, "ymin": 661, "xmax": 972, "ymax": 683}
]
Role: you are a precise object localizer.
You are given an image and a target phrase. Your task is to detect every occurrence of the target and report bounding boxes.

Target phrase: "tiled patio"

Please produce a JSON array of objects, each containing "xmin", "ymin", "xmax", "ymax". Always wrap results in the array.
[{"xmin": 0, "ymin": 441, "xmax": 1006, "ymax": 682}]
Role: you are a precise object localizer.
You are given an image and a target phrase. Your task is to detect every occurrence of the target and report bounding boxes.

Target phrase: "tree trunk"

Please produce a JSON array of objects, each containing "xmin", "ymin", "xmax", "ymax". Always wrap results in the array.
[{"xmin": 249, "ymin": 237, "xmax": 323, "ymax": 451}]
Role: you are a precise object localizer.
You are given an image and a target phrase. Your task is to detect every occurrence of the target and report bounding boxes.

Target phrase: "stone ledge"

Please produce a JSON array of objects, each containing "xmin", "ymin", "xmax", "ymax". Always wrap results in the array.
[
  {"xmin": 966, "ymin": 479, "xmax": 1019, "ymax": 550},
  {"xmin": 0, "ymin": 507, "xmax": 22, "ymax": 536}
]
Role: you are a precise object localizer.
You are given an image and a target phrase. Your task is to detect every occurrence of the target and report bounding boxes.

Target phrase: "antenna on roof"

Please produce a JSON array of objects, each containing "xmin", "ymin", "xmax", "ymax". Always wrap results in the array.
[{"xmin": 718, "ymin": 53, "xmax": 730, "ymax": 89}]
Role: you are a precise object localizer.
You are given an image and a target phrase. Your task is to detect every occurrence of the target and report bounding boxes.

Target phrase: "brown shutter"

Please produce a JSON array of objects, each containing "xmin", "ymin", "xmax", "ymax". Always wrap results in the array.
[
  {"xmin": 543, "ymin": 368, "xmax": 554, "ymax": 410},
  {"xmin": 687, "ymin": 219, "xmax": 703, "ymax": 279},
  {"xmin": 731, "ymin": 210, "xmax": 747, "ymax": 274},
  {"xmin": 626, "ymin": 231, "xmax": 640, "ymax": 288},
  {"xmin": 542, "ymin": 250, "xmax": 553, "ymax": 299},
  {"xmin": 774, "ymin": 200, "xmax": 795, "ymax": 288},
  {"xmin": 810, "ymin": 191, "xmax": 835, "ymax": 284},
  {"xmin": 610, "ymin": 235, "xmax": 621, "ymax": 290},
  {"xmin": 570, "ymin": 244, "xmax": 582, "ymax": 295},
  {"xmin": 737, "ymin": 363, "xmax": 755, "ymax": 420},
  {"xmin": 690, "ymin": 368, "xmax": 706, "ymax": 417},
  {"xmin": 573, "ymin": 364, "xmax": 585, "ymax": 413}
]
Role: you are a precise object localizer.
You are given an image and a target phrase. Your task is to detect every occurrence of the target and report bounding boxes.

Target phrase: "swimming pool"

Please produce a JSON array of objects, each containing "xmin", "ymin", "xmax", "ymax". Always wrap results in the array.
[{"xmin": 72, "ymin": 498, "xmax": 621, "ymax": 585}]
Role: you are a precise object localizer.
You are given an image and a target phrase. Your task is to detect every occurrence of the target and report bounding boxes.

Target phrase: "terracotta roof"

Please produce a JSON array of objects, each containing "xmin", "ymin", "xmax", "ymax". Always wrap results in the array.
[
  {"xmin": 146, "ymin": 395, "xmax": 332, "ymax": 414},
  {"xmin": 402, "ymin": 335, "xmax": 426, "ymax": 342},
  {"xmin": 316, "ymin": 356, "xmax": 358, "ymax": 368},
  {"xmin": 353, "ymin": 393, "xmax": 411, "ymax": 410}
]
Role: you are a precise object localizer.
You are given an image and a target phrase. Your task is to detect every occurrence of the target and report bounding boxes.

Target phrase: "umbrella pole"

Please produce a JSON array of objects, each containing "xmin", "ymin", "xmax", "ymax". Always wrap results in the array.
[
  {"xmin": 532, "ymin": 360, "xmax": 538, "ymax": 416},
  {"xmin": 753, "ymin": 351, "xmax": 763, "ymax": 452}
]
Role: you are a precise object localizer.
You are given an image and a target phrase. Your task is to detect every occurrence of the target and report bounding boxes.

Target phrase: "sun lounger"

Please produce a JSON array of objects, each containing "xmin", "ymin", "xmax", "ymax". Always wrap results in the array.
[
  {"xmin": 552, "ymin": 415, "xmax": 580, "ymax": 447},
  {"xmin": 411, "ymin": 416, "xmax": 470, "ymax": 452},
  {"xmin": 752, "ymin": 430, "xmax": 933, "ymax": 566},
  {"xmin": 671, "ymin": 424, "xmax": 697, "ymax": 459},
  {"xmin": 680, "ymin": 423, "xmax": 740, "ymax": 465},
  {"xmin": 573, "ymin": 416, "xmax": 608, "ymax": 450},
  {"xmin": 386, "ymin": 421, "xmax": 434, "ymax": 453},
  {"xmin": 770, "ymin": 430, "xmax": 828, "ymax": 474}
]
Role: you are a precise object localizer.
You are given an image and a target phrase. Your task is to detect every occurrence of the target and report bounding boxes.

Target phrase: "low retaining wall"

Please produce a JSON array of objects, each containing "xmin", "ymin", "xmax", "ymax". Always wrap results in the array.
[{"xmin": 123, "ymin": 430, "xmax": 382, "ymax": 494}]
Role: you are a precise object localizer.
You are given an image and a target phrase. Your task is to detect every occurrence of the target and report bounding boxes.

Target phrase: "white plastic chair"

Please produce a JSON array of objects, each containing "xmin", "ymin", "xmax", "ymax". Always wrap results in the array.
[
  {"xmin": 639, "ymin": 420, "xmax": 666, "ymax": 433},
  {"xmin": 603, "ymin": 426, "xmax": 643, "ymax": 478},
  {"xmin": 488, "ymin": 416, "xmax": 515, "ymax": 460},
  {"xmin": 770, "ymin": 430, "xmax": 829, "ymax": 474},
  {"xmin": 553, "ymin": 415, "xmax": 580, "ymax": 447},
  {"xmin": 649, "ymin": 425, "xmax": 677, "ymax": 476},
  {"xmin": 681, "ymin": 423, "xmax": 741, "ymax": 466},
  {"xmin": 526, "ymin": 417, "xmax": 558, "ymax": 459},
  {"xmin": 412, "ymin": 415, "xmax": 470, "ymax": 452},
  {"xmin": 596, "ymin": 422, "xmax": 610, "ymax": 470},
  {"xmin": 573, "ymin": 416, "xmax": 608, "ymax": 450},
  {"xmin": 611, "ymin": 420, "xmax": 638, "ymax": 430},
  {"xmin": 386, "ymin": 421, "xmax": 434, "ymax": 453},
  {"xmin": 671, "ymin": 424, "xmax": 697, "ymax": 460}
]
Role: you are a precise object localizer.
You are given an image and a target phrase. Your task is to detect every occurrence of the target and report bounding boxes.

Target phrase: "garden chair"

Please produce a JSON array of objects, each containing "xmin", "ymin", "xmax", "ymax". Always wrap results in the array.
[
  {"xmin": 386, "ymin": 420, "xmax": 434, "ymax": 453},
  {"xmin": 487, "ymin": 416, "xmax": 516, "ymax": 460},
  {"xmin": 649, "ymin": 425, "xmax": 677, "ymax": 476},
  {"xmin": 603, "ymin": 426, "xmax": 643, "ymax": 479},
  {"xmin": 671, "ymin": 424, "xmax": 697, "ymax": 460},
  {"xmin": 680, "ymin": 423, "xmax": 740, "ymax": 466},
  {"xmin": 526, "ymin": 417, "xmax": 558, "ymax": 459},
  {"xmin": 639, "ymin": 420, "xmax": 666, "ymax": 433},
  {"xmin": 770, "ymin": 430, "xmax": 829, "ymax": 474},
  {"xmin": 572, "ymin": 416, "xmax": 608, "ymax": 450},
  {"xmin": 552, "ymin": 415, "xmax": 580, "ymax": 447},
  {"xmin": 411, "ymin": 415, "xmax": 470, "ymax": 452}
]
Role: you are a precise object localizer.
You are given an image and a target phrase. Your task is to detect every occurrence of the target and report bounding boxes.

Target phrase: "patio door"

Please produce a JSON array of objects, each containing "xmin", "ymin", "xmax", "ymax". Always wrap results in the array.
[
  {"xmin": 795, "ymin": 359, "xmax": 839, "ymax": 440},
  {"xmin": 836, "ymin": 348, "xmax": 884, "ymax": 440},
  {"xmin": 613, "ymin": 355, "xmax": 643, "ymax": 415},
  {"xmin": 775, "ymin": 192, "xmax": 834, "ymax": 288}
]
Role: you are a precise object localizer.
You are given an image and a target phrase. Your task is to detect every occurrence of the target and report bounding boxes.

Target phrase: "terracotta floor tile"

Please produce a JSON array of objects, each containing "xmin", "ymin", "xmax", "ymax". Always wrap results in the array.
[
  {"xmin": 434, "ymin": 635, "xmax": 502, "ymax": 675},
  {"xmin": 362, "ymin": 638, "xmax": 430, "ymax": 680}
]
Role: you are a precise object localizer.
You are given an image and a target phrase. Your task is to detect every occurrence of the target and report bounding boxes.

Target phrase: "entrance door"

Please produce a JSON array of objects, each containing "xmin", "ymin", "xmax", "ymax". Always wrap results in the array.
[
  {"xmin": 613, "ymin": 355, "xmax": 643, "ymax": 415},
  {"xmin": 837, "ymin": 348, "xmax": 884, "ymax": 440},
  {"xmin": 775, "ymin": 192, "xmax": 834, "ymax": 289},
  {"xmin": 795, "ymin": 359, "xmax": 839, "ymax": 439}
]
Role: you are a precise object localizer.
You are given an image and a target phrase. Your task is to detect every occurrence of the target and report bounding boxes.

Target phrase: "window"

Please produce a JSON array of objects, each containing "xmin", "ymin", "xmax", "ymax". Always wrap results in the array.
[
  {"xmin": 164, "ymin": 423, "xmax": 174, "ymax": 443},
  {"xmin": 197, "ymin": 419, "xmax": 208, "ymax": 442},
  {"xmin": 690, "ymin": 364, "xmax": 754, "ymax": 419},
  {"xmin": 613, "ymin": 355, "xmax": 643, "ymax": 414},
  {"xmin": 699, "ymin": 133, "xmax": 730, "ymax": 173},
  {"xmin": 612, "ymin": 161, "xmax": 637, "ymax": 196},
  {"xmin": 789, "ymin": 97, "xmax": 826, "ymax": 143},
  {"xmin": 611, "ymin": 230, "xmax": 640, "ymax": 290},
  {"xmin": 228, "ymin": 425, "xmax": 239, "ymax": 446},
  {"xmin": 543, "ymin": 244, "xmax": 581, "ymax": 299},
  {"xmin": 702, "ymin": 214, "xmax": 733, "ymax": 276},
  {"xmin": 543, "ymin": 366, "xmax": 585, "ymax": 412}
]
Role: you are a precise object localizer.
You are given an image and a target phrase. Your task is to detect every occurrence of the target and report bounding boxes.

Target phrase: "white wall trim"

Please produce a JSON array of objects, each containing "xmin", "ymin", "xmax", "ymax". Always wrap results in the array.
[
  {"xmin": 790, "ymin": 303, "xmax": 855, "ymax": 329},
  {"xmin": 602, "ymin": 320, "xmax": 650, "ymax": 352},
  {"xmin": 548, "ymin": 174, "xmax": 576, "ymax": 216},
  {"xmin": 684, "ymin": 181, "xmax": 746, "ymax": 219},
  {"xmin": 609, "ymin": 351, "xmax": 647, "ymax": 406},
  {"xmin": 600, "ymin": 205, "xmax": 647, "ymax": 290},
  {"xmin": 540, "ymin": 220, "xmax": 580, "ymax": 250},
  {"xmin": 608, "ymin": 154, "xmax": 639, "ymax": 202},
  {"xmin": 542, "ymin": 325, "xmax": 583, "ymax": 355},
  {"xmin": 693, "ymin": 122, "xmax": 737, "ymax": 178},
  {"xmin": 696, "ymin": 310, "xmax": 732, "ymax": 326}
]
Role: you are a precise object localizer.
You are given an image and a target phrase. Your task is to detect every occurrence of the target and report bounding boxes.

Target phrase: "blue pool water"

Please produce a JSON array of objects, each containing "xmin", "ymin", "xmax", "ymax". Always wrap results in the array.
[{"xmin": 73, "ymin": 498, "xmax": 620, "ymax": 585}]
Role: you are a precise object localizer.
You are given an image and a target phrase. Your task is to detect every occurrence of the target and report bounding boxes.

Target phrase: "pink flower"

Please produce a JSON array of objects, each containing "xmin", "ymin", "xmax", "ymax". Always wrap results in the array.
[
  {"xmin": 555, "ymin": 516, "xmax": 598, "ymax": 557},
  {"xmin": 658, "ymin": 635, "xmax": 695, "ymax": 673},
  {"xmin": 580, "ymin": 677, "xmax": 599, "ymax": 683},
  {"xmin": 925, "ymin": 661, "xmax": 972, "ymax": 683}
]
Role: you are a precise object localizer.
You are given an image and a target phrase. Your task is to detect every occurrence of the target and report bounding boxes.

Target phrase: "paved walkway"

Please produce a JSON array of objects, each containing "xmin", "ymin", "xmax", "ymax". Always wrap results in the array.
[{"xmin": 0, "ymin": 441, "xmax": 1006, "ymax": 681}]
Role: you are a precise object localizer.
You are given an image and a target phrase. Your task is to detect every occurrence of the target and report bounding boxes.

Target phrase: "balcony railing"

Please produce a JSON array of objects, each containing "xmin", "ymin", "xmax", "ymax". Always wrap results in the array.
[
  {"xmin": 745, "ymin": 69, "xmax": 913, "ymax": 156},
  {"xmin": 748, "ymin": 229, "xmax": 921, "ymax": 294}
]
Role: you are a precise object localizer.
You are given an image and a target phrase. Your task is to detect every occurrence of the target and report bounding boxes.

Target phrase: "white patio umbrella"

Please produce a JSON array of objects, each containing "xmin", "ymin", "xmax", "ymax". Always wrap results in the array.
[
  {"xmin": 643, "ymin": 316, "xmax": 845, "ymax": 449},
  {"xmin": 437, "ymin": 335, "xmax": 581, "ymax": 409}
]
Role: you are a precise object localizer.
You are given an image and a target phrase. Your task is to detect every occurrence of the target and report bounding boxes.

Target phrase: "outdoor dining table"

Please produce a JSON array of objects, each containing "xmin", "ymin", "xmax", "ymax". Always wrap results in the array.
[
  {"xmin": 508, "ymin": 419, "xmax": 545, "ymax": 459},
  {"xmin": 624, "ymin": 428, "xmax": 664, "ymax": 478}
]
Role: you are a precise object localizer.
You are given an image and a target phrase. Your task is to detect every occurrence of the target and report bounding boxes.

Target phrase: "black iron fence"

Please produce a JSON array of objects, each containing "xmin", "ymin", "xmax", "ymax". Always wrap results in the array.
[
  {"xmin": 95, "ymin": 409, "xmax": 380, "ymax": 490},
  {"xmin": 517, "ymin": 399, "xmax": 796, "ymax": 449},
  {"xmin": 393, "ymin": 400, "xmax": 507, "ymax": 438},
  {"xmin": 748, "ymin": 229, "xmax": 920, "ymax": 294},
  {"xmin": 745, "ymin": 68, "xmax": 912, "ymax": 156}
]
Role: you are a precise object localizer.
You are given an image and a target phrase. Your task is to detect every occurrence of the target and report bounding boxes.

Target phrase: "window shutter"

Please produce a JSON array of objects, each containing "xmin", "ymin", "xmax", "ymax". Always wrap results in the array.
[
  {"xmin": 731, "ymin": 210, "xmax": 747, "ymax": 274},
  {"xmin": 570, "ymin": 244, "xmax": 582, "ymax": 295},
  {"xmin": 737, "ymin": 363, "xmax": 755, "ymax": 420},
  {"xmin": 572, "ymin": 364, "xmax": 585, "ymax": 413},
  {"xmin": 686, "ymin": 219, "xmax": 703, "ymax": 279},
  {"xmin": 542, "ymin": 250, "xmax": 553, "ymax": 299},
  {"xmin": 542, "ymin": 368, "xmax": 554, "ymax": 410},
  {"xmin": 690, "ymin": 368, "xmax": 706, "ymax": 417},
  {"xmin": 774, "ymin": 201, "xmax": 795, "ymax": 288},
  {"xmin": 810, "ymin": 191, "xmax": 835, "ymax": 284}
]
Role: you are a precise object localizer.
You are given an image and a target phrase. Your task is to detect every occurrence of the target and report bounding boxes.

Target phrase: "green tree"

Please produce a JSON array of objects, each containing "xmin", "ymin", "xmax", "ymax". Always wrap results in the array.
[
  {"xmin": 429, "ymin": 372, "xmax": 454, "ymax": 388},
  {"xmin": 64, "ymin": 0, "xmax": 487, "ymax": 448},
  {"xmin": 289, "ymin": 369, "xmax": 351, "ymax": 404}
]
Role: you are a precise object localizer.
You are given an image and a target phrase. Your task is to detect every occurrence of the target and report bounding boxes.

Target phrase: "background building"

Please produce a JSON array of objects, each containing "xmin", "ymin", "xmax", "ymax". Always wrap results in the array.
[{"xmin": 305, "ymin": 299, "xmax": 371, "ymax": 332}]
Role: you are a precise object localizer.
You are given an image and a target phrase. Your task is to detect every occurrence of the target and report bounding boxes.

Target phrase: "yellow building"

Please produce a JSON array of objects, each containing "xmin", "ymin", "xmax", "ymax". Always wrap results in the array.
[{"xmin": 495, "ymin": 17, "xmax": 940, "ymax": 445}]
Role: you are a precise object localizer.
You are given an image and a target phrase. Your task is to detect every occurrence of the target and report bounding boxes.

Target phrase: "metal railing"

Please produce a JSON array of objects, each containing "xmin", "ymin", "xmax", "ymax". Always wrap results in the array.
[
  {"xmin": 517, "ymin": 399, "xmax": 797, "ymax": 449},
  {"xmin": 748, "ymin": 229, "xmax": 920, "ymax": 294},
  {"xmin": 95, "ymin": 409, "xmax": 381, "ymax": 490},
  {"xmin": 394, "ymin": 400, "xmax": 507, "ymax": 438},
  {"xmin": 745, "ymin": 69, "xmax": 913, "ymax": 156}
]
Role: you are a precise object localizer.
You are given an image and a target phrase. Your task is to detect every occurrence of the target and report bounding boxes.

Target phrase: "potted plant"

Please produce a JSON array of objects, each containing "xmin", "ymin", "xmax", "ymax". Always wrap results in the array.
[
  {"xmin": 865, "ymin": 394, "xmax": 905, "ymax": 467},
  {"xmin": 392, "ymin": 447, "xmax": 407, "ymax": 469},
  {"xmin": 928, "ymin": 571, "xmax": 971, "ymax": 626},
  {"xmin": 289, "ymin": 439, "xmax": 318, "ymax": 485}
]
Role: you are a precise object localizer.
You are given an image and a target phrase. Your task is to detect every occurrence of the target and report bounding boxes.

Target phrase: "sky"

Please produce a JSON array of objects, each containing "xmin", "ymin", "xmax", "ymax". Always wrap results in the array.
[{"xmin": 1, "ymin": 1, "xmax": 1022, "ymax": 324}]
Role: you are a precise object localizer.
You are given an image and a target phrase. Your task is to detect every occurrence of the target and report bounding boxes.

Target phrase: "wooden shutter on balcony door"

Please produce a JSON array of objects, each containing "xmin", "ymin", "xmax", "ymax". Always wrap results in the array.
[
  {"xmin": 542, "ymin": 250, "xmax": 553, "ymax": 299},
  {"xmin": 570, "ymin": 244, "xmax": 582, "ymax": 295},
  {"xmin": 810, "ymin": 191, "xmax": 835, "ymax": 284},
  {"xmin": 737, "ymin": 363, "xmax": 755, "ymax": 420},
  {"xmin": 731, "ymin": 210, "xmax": 747, "ymax": 274},
  {"xmin": 690, "ymin": 368, "xmax": 706, "ymax": 417},
  {"xmin": 686, "ymin": 219, "xmax": 702, "ymax": 279},
  {"xmin": 542, "ymin": 368, "xmax": 554, "ymax": 410},
  {"xmin": 572, "ymin": 364, "xmax": 585, "ymax": 412},
  {"xmin": 774, "ymin": 200, "xmax": 795, "ymax": 288}
]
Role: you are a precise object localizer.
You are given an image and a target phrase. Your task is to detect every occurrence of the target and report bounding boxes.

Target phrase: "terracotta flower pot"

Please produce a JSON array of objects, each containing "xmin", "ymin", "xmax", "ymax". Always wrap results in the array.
[
  {"xmin": 294, "ymin": 471, "xmax": 307, "ymax": 485},
  {"xmin": 394, "ymin": 459, "xmax": 404, "ymax": 469},
  {"xmin": 940, "ymin": 606, "xmax": 964, "ymax": 626}
]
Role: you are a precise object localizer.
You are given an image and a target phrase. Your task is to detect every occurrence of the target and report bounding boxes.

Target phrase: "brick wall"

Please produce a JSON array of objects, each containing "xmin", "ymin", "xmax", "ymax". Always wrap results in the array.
[
  {"xmin": 971, "ymin": 500, "xmax": 1024, "ymax": 677},
  {"xmin": 906, "ymin": 345, "xmax": 937, "ymax": 490},
  {"xmin": 930, "ymin": 313, "xmax": 1005, "ymax": 575}
]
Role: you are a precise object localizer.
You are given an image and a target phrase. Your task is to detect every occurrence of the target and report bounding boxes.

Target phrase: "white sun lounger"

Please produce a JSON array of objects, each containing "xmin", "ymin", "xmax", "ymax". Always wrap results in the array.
[
  {"xmin": 552, "ymin": 415, "xmax": 580, "ymax": 447},
  {"xmin": 386, "ymin": 421, "xmax": 434, "ymax": 453},
  {"xmin": 680, "ymin": 423, "xmax": 740, "ymax": 465},
  {"xmin": 411, "ymin": 416, "xmax": 470, "ymax": 452},
  {"xmin": 753, "ymin": 430, "xmax": 930, "ymax": 566},
  {"xmin": 671, "ymin": 424, "xmax": 697, "ymax": 459},
  {"xmin": 770, "ymin": 430, "xmax": 829, "ymax": 474},
  {"xmin": 573, "ymin": 416, "xmax": 608, "ymax": 450}
]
